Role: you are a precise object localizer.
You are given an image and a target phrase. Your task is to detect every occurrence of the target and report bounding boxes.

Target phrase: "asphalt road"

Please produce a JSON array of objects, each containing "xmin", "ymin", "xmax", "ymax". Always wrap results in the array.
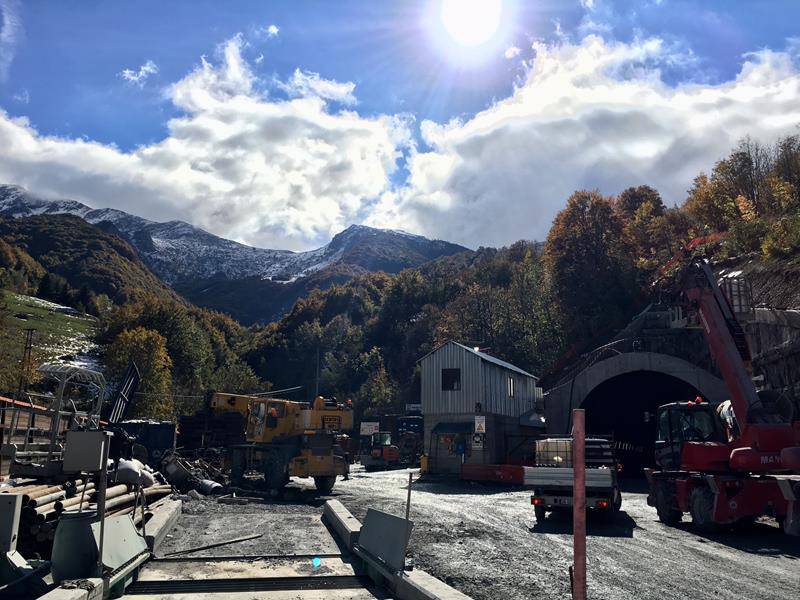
[{"xmin": 334, "ymin": 466, "xmax": 800, "ymax": 600}]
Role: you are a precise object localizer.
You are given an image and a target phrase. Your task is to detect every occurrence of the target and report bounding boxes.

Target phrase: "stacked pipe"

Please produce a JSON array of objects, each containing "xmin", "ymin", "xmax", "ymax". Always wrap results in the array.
[{"xmin": 1, "ymin": 478, "xmax": 174, "ymax": 558}]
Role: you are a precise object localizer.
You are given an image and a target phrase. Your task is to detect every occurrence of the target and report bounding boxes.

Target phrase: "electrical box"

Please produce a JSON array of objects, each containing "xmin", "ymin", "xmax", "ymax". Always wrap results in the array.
[
  {"xmin": 0, "ymin": 494, "xmax": 22, "ymax": 553},
  {"xmin": 63, "ymin": 430, "xmax": 111, "ymax": 473}
]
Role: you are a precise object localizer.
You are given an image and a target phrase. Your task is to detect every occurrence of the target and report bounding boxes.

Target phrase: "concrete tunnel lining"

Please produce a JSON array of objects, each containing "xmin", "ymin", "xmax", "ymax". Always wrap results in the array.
[{"xmin": 541, "ymin": 351, "xmax": 729, "ymax": 435}]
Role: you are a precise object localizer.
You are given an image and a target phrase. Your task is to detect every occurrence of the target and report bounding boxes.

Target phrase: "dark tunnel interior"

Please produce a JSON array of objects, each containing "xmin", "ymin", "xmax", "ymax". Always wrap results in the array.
[{"xmin": 581, "ymin": 371, "xmax": 701, "ymax": 476}]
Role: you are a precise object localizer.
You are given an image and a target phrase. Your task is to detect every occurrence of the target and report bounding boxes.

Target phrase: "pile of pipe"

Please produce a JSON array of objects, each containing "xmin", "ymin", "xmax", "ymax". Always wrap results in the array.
[{"xmin": 0, "ymin": 477, "xmax": 172, "ymax": 559}]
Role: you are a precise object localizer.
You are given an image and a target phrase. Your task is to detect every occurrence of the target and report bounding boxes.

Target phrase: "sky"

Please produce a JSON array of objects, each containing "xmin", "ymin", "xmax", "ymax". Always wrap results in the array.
[{"xmin": 0, "ymin": 0, "xmax": 799, "ymax": 251}]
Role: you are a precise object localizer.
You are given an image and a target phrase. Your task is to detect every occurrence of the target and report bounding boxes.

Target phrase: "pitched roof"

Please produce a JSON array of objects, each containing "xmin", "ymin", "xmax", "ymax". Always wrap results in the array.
[{"xmin": 418, "ymin": 341, "xmax": 537, "ymax": 379}]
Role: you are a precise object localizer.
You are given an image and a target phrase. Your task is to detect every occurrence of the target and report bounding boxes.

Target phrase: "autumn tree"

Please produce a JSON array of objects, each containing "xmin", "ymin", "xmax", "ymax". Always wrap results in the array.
[
  {"xmin": 106, "ymin": 327, "xmax": 174, "ymax": 420},
  {"xmin": 543, "ymin": 190, "xmax": 639, "ymax": 346}
]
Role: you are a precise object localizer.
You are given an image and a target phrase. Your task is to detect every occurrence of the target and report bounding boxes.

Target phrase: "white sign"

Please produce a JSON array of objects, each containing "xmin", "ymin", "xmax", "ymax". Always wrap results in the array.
[
  {"xmin": 474, "ymin": 415, "xmax": 486, "ymax": 434},
  {"xmin": 360, "ymin": 421, "xmax": 380, "ymax": 436},
  {"xmin": 405, "ymin": 403, "xmax": 422, "ymax": 413}
]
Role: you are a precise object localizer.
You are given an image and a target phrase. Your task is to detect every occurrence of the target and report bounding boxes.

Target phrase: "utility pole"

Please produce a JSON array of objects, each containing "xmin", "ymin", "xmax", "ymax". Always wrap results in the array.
[
  {"xmin": 314, "ymin": 345, "xmax": 320, "ymax": 398},
  {"xmin": 571, "ymin": 409, "xmax": 587, "ymax": 600},
  {"xmin": 16, "ymin": 328, "xmax": 36, "ymax": 400}
]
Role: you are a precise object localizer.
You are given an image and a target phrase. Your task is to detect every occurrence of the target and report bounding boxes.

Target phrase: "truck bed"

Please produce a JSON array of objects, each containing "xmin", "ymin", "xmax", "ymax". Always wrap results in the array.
[{"xmin": 523, "ymin": 466, "xmax": 614, "ymax": 489}]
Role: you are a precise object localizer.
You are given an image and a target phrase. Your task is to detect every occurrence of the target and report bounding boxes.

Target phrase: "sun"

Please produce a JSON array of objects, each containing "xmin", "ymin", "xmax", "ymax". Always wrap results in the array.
[{"xmin": 440, "ymin": 0, "xmax": 502, "ymax": 47}]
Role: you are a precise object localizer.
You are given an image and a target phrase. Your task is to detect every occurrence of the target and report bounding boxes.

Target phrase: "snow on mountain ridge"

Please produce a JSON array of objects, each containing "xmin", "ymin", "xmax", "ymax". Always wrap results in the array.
[{"xmin": 0, "ymin": 185, "xmax": 467, "ymax": 286}]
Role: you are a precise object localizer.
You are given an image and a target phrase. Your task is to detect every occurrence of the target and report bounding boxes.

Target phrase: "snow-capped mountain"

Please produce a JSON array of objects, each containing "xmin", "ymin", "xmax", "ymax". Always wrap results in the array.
[{"xmin": 0, "ymin": 184, "xmax": 468, "ymax": 288}]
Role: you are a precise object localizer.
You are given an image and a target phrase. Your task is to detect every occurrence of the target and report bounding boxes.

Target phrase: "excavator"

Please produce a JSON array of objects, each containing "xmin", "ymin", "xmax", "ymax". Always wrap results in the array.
[
  {"xmin": 645, "ymin": 260, "xmax": 800, "ymax": 534},
  {"xmin": 209, "ymin": 392, "xmax": 353, "ymax": 494}
]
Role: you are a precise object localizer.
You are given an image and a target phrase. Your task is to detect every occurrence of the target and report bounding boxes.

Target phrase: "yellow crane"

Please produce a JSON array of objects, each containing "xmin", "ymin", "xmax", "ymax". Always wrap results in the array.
[{"xmin": 210, "ymin": 393, "xmax": 353, "ymax": 494}]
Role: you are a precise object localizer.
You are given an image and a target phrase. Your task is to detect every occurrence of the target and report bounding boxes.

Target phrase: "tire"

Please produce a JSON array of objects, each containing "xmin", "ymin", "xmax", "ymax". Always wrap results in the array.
[
  {"xmin": 689, "ymin": 486, "xmax": 721, "ymax": 532},
  {"xmin": 534, "ymin": 505, "xmax": 546, "ymax": 523},
  {"xmin": 314, "ymin": 475, "xmax": 336, "ymax": 495},
  {"xmin": 654, "ymin": 481, "xmax": 682, "ymax": 525},
  {"xmin": 264, "ymin": 451, "xmax": 288, "ymax": 490}
]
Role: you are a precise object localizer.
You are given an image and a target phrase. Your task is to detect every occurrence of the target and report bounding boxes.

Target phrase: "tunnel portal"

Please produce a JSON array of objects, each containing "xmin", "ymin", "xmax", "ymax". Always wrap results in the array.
[{"xmin": 581, "ymin": 371, "xmax": 701, "ymax": 475}]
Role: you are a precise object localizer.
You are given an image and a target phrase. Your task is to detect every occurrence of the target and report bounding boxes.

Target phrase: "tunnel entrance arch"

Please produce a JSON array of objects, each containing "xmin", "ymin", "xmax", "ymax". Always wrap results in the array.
[{"xmin": 581, "ymin": 371, "xmax": 701, "ymax": 475}]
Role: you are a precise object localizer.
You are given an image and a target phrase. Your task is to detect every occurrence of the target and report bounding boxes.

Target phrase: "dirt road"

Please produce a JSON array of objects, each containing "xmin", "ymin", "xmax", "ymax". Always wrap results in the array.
[{"xmin": 335, "ymin": 467, "xmax": 799, "ymax": 600}]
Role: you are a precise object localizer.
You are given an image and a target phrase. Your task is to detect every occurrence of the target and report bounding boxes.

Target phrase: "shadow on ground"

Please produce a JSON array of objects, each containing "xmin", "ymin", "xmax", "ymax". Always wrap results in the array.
[
  {"xmin": 529, "ymin": 509, "xmax": 638, "ymax": 538},
  {"xmin": 673, "ymin": 520, "xmax": 800, "ymax": 558}
]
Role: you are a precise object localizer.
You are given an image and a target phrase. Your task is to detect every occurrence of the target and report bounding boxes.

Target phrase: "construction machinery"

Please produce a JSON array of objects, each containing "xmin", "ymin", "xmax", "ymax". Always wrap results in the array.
[
  {"xmin": 213, "ymin": 393, "xmax": 353, "ymax": 494},
  {"xmin": 645, "ymin": 260, "xmax": 800, "ymax": 534},
  {"xmin": 360, "ymin": 431, "xmax": 400, "ymax": 471}
]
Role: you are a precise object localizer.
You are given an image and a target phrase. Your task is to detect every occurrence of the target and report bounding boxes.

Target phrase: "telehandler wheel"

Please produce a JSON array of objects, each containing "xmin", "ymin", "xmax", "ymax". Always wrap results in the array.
[
  {"xmin": 264, "ymin": 451, "xmax": 288, "ymax": 490},
  {"xmin": 314, "ymin": 475, "xmax": 336, "ymax": 495},
  {"xmin": 689, "ymin": 486, "xmax": 721, "ymax": 532},
  {"xmin": 533, "ymin": 505, "xmax": 546, "ymax": 523},
  {"xmin": 654, "ymin": 482, "xmax": 682, "ymax": 525}
]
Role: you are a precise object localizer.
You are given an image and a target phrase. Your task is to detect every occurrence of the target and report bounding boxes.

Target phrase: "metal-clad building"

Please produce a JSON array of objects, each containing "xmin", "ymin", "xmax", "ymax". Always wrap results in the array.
[{"xmin": 418, "ymin": 341, "xmax": 541, "ymax": 474}]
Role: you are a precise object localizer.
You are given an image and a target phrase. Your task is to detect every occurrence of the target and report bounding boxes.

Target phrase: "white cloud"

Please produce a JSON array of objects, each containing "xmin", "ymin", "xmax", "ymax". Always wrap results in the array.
[
  {"xmin": 119, "ymin": 59, "xmax": 159, "ymax": 87},
  {"xmin": 266, "ymin": 24, "xmax": 279, "ymax": 38},
  {"xmin": 0, "ymin": 36, "xmax": 409, "ymax": 250},
  {"xmin": 367, "ymin": 35, "xmax": 800, "ymax": 248},
  {"xmin": 504, "ymin": 46, "xmax": 521, "ymax": 60},
  {"xmin": 255, "ymin": 53, "xmax": 264, "ymax": 65},
  {"xmin": 280, "ymin": 68, "xmax": 357, "ymax": 105},
  {"xmin": 580, "ymin": 0, "xmax": 596, "ymax": 9},
  {"xmin": 0, "ymin": 0, "xmax": 22, "ymax": 82}
]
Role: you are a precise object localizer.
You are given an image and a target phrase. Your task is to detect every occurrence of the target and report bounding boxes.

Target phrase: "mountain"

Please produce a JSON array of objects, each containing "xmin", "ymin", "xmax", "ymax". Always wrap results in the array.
[
  {"xmin": 0, "ymin": 185, "xmax": 469, "ymax": 323},
  {"xmin": 0, "ymin": 213, "xmax": 180, "ymax": 306}
]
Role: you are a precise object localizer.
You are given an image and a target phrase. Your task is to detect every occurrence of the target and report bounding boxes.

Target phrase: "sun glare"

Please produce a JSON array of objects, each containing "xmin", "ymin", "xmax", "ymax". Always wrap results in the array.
[{"xmin": 440, "ymin": 0, "xmax": 502, "ymax": 47}]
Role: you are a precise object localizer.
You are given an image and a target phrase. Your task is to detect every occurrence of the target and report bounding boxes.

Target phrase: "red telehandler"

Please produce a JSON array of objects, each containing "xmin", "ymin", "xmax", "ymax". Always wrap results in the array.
[{"xmin": 645, "ymin": 260, "xmax": 800, "ymax": 535}]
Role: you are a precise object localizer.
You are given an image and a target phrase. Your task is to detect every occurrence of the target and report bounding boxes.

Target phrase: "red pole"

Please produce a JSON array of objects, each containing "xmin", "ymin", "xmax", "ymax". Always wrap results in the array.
[{"xmin": 572, "ymin": 409, "xmax": 587, "ymax": 600}]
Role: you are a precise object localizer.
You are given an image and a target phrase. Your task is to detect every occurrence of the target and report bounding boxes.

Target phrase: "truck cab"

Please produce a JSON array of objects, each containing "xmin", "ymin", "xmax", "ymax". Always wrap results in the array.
[{"xmin": 654, "ymin": 399, "xmax": 727, "ymax": 470}]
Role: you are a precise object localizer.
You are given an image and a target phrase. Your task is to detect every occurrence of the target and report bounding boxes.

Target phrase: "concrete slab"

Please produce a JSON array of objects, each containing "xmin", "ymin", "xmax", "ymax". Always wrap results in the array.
[
  {"xmin": 144, "ymin": 498, "xmax": 181, "ymax": 553},
  {"xmin": 138, "ymin": 557, "xmax": 358, "ymax": 581},
  {"xmin": 322, "ymin": 499, "xmax": 361, "ymax": 550},
  {"xmin": 396, "ymin": 569, "xmax": 473, "ymax": 600}
]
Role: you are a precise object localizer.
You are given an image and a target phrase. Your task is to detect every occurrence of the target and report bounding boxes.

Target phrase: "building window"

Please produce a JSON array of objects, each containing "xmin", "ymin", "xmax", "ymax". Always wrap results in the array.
[
  {"xmin": 507, "ymin": 376, "xmax": 515, "ymax": 398},
  {"xmin": 442, "ymin": 368, "xmax": 461, "ymax": 391}
]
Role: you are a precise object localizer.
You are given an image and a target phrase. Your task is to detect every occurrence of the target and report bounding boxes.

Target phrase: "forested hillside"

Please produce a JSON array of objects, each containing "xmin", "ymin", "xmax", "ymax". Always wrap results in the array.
[
  {"xmin": 1, "ymin": 133, "xmax": 798, "ymax": 421},
  {"xmin": 240, "ymin": 133, "xmax": 800, "ymax": 418}
]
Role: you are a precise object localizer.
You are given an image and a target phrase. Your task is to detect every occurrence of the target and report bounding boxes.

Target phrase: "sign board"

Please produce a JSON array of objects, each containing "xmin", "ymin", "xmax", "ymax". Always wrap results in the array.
[
  {"xmin": 474, "ymin": 415, "xmax": 486, "ymax": 434},
  {"xmin": 360, "ymin": 421, "xmax": 380, "ymax": 436},
  {"xmin": 405, "ymin": 403, "xmax": 422, "ymax": 413},
  {"xmin": 323, "ymin": 415, "xmax": 342, "ymax": 430},
  {"xmin": 472, "ymin": 433, "xmax": 485, "ymax": 448}
]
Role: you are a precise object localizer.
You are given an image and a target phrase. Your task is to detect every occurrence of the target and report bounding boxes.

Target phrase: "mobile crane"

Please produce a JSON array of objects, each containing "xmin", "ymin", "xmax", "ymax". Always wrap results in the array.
[
  {"xmin": 645, "ymin": 260, "xmax": 800, "ymax": 534},
  {"xmin": 209, "ymin": 392, "xmax": 353, "ymax": 494}
]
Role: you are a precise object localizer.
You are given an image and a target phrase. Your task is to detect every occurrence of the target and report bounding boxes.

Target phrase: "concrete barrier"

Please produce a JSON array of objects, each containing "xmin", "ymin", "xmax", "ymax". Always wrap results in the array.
[
  {"xmin": 145, "ymin": 498, "xmax": 181, "ymax": 553},
  {"xmin": 396, "ymin": 569, "xmax": 473, "ymax": 600},
  {"xmin": 323, "ymin": 499, "xmax": 473, "ymax": 600},
  {"xmin": 322, "ymin": 499, "xmax": 361, "ymax": 550},
  {"xmin": 38, "ymin": 578, "xmax": 103, "ymax": 600}
]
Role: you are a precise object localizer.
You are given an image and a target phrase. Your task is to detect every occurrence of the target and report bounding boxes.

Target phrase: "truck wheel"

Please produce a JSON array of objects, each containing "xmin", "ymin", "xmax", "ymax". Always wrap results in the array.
[
  {"xmin": 654, "ymin": 482, "xmax": 682, "ymax": 525},
  {"xmin": 689, "ymin": 486, "xmax": 721, "ymax": 532},
  {"xmin": 264, "ymin": 452, "xmax": 288, "ymax": 490},
  {"xmin": 314, "ymin": 475, "xmax": 336, "ymax": 495},
  {"xmin": 534, "ymin": 505, "xmax": 546, "ymax": 523}
]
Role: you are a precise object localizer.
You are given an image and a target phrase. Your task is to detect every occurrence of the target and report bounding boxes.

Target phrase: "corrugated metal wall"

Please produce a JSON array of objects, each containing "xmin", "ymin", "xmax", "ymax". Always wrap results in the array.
[
  {"xmin": 421, "ymin": 343, "xmax": 483, "ymax": 414},
  {"xmin": 421, "ymin": 342, "xmax": 537, "ymax": 418}
]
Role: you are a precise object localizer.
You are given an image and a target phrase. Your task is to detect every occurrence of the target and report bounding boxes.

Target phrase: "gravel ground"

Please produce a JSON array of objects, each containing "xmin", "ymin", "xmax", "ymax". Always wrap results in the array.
[
  {"xmin": 336, "ymin": 467, "xmax": 799, "ymax": 600},
  {"xmin": 158, "ymin": 467, "xmax": 799, "ymax": 600}
]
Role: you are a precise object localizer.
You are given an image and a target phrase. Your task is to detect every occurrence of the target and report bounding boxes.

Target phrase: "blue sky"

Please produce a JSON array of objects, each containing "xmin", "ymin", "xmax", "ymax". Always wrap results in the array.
[{"xmin": 0, "ymin": 1, "xmax": 799, "ymax": 250}]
